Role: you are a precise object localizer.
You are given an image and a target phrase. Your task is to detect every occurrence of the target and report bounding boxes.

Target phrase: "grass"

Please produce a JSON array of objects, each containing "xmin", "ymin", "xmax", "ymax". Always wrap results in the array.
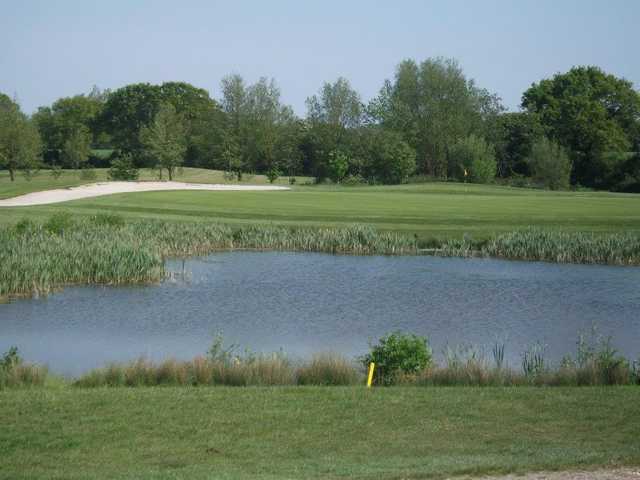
[
  {"xmin": 73, "ymin": 353, "xmax": 360, "ymax": 388},
  {"xmin": 0, "ymin": 167, "xmax": 310, "ymax": 200},
  {"xmin": 3, "ymin": 215, "xmax": 640, "ymax": 299},
  {"xmin": 0, "ymin": 215, "xmax": 418, "ymax": 299},
  {"xmin": 1, "ymin": 168, "xmax": 639, "ymax": 241},
  {"xmin": 1, "ymin": 386, "xmax": 639, "ymax": 479}
]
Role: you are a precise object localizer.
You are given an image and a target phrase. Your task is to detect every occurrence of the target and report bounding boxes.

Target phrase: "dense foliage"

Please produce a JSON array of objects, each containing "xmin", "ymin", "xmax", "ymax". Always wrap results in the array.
[
  {"xmin": 361, "ymin": 332, "xmax": 433, "ymax": 384},
  {"xmin": 2, "ymin": 60, "xmax": 639, "ymax": 190}
]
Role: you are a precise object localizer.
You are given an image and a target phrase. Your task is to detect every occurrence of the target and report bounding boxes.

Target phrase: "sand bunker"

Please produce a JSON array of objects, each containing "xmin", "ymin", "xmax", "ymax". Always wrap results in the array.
[{"xmin": 0, "ymin": 181, "xmax": 290, "ymax": 207}]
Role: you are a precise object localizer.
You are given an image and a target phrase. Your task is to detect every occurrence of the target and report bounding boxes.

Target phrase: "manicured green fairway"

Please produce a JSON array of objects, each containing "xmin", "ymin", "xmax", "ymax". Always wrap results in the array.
[
  {"xmin": 1, "ymin": 387, "xmax": 638, "ymax": 480},
  {"xmin": 1, "ymin": 168, "xmax": 639, "ymax": 239}
]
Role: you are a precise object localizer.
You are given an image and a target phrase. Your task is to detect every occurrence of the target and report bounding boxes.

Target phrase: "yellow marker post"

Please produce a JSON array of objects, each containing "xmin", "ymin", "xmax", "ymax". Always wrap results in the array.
[{"xmin": 366, "ymin": 362, "xmax": 375, "ymax": 388}]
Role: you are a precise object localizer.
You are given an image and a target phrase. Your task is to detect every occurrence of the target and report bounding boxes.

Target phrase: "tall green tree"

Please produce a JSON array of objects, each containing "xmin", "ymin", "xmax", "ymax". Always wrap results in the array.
[
  {"xmin": 522, "ymin": 66, "xmax": 640, "ymax": 188},
  {"xmin": 370, "ymin": 57, "xmax": 503, "ymax": 178},
  {"xmin": 220, "ymin": 75, "xmax": 299, "ymax": 175},
  {"xmin": 304, "ymin": 77, "xmax": 363, "ymax": 180},
  {"xmin": 33, "ymin": 90, "xmax": 106, "ymax": 165},
  {"xmin": 0, "ymin": 94, "xmax": 42, "ymax": 181},
  {"xmin": 306, "ymin": 77, "xmax": 363, "ymax": 129},
  {"xmin": 99, "ymin": 82, "xmax": 225, "ymax": 167},
  {"xmin": 527, "ymin": 138, "xmax": 572, "ymax": 190},
  {"xmin": 492, "ymin": 112, "xmax": 544, "ymax": 177},
  {"xmin": 62, "ymin": 126, "xmax": 92, "ymax": 169},
  {"xmin": 139, "ymin": 103, "xmax": 187, "ymax": 180},
  {"xmin": 159, "ymin": 82, "xmax": 226, "ymax": 168},
  {"xmin": 368, "ymin": 129, "xmax": 416, "ymax": 184}
]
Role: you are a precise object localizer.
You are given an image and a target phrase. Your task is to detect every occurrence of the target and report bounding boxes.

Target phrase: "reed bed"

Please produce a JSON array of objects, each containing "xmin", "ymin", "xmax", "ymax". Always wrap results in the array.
[
  {"xmin": 3, "ymin": 331, "xmax": 639, "ymax": 389},
  {"xmin": 0, "ymin": 347, "xmax": 48, "ymax": 389},
  {"xmin": 2, "ymin": 214, "xmax": 640, "ymax": 299},
  {"xmin": 74, "ymin": 353, "xmax": 360, "ymax": 387},
  {"xmin": 0, "ymin": 214, "xmax": 417, "ymax": 299},
  {"xmin": 482, "ymin": 228, "xmax": 640, "ymax": 265}
]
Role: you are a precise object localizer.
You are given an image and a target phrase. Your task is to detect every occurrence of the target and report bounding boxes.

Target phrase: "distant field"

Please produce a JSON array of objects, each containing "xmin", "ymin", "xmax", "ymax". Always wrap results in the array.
[
  {"xmin": 1, "ymin": 386, "xmax": 638, "ymax": 480},
  {"xmin": 1, "ymin": 168, "xmax": 639, "ymax": 239}
]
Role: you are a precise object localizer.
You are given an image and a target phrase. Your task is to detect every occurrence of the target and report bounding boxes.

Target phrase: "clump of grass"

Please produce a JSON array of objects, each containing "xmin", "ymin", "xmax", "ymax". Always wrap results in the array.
[
  {"xmin": 0, "ymin": 347, "xmax": 48, "ymax": 389},
  {"xmin": 233, "ymin": 224, "xmax": 417, "ymax": 255},
  {"xmin": 74, "ymin": 354, "xmax": 296, "ymax": 387},
  {"xmin": 562, "ymin": 325, "xmax": 632, "ymax": 385},
  {"xmin": 484, "ymin": 228, "xmax": 640, "ymax": 265},
  {"xmin": 414, "ymin": 344, "xmax": 524, "ymax": 387},
  {"xmin": 295, "ymin": 353, "xmax": 360, "ymax": 385},
  {"xmin": 522, "ymin": 342, "xmax": 548, "ymax": 379}
]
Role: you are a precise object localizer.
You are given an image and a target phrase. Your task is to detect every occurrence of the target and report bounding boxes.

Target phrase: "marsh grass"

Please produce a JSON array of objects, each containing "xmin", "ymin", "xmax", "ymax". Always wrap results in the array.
[
  {"xmin": 0, "ymin": 347, "xmax": 48, "ymax": 389},
  {"xmin": 0, "ymin": 216, "xmax": 418, "ymax": 299},
  {"xmin": 295, "ymin": 353, "xmax": 361, "ymax": 385},
  {"xmin": 483, "ymin": 228, "xmax": 640, "ymax": 265},
  {"xmin": 74, "ymin": 353, "xmax": 359, "ymax": 387},
  {"xmin": 2, "ymin": 215, "xmax": 640, "ymax": 300}
]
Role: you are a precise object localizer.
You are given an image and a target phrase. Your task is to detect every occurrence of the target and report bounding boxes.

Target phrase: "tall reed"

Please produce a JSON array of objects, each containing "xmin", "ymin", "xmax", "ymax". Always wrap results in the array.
[
  {"xmin": 0, "ymin": 216, "xmax": 417, "ymax": 299},
  {"xmin": 483, "ymin": 228, "xmax": 640, "ymax": 265},
  {"xmin": 0, "ymin": 347, "xmax": 48, "ymax": 389}
]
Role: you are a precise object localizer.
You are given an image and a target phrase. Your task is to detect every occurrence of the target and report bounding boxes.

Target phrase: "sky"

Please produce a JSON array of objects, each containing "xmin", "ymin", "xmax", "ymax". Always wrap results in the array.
[{"xmin": 1, "ymin": 0, "xmax": 639, "ymax": 115}]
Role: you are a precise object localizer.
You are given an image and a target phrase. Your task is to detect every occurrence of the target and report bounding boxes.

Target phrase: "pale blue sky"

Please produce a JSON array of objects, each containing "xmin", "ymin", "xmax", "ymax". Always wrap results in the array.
[{"xmin": 1, "ymin": 0, "xmax": 638, "ymax": 115}]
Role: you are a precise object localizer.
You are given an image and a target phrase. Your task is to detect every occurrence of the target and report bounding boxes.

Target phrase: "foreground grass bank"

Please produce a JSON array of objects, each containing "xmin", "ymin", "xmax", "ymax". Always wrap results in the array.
[
  {"xmin": 1, "ymin": 387, "xmax": 639, "ymax": 480},
  {"xmin": 2, "ymin": 215, "xmax": 639, "ymax": 299}
]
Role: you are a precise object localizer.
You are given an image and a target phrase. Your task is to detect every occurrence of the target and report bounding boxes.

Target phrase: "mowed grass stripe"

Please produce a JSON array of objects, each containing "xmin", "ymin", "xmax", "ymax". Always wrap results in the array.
[
  {"xmin": 1, "ymin": 387, "xmax": 639, "ymax": 480},
  {"xmin": 2, "ymin": 175, "xmax": 640, "ymax": 238}
]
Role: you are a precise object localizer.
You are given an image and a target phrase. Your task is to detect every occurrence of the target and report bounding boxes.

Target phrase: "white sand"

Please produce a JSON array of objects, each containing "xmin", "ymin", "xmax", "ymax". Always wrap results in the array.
[{"xmin": 0, "ymin": 181, "xmax": 290, "ymax": 207}]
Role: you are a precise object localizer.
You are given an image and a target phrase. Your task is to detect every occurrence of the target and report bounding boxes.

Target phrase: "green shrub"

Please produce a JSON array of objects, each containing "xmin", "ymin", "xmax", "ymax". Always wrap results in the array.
[
  {"xmin": 44, "ymin": 211, "xmax": 75, "ymax": 235},
  {"xmin": 368, "ymin": 130, "xmax": 416, "ymax": 184},
  {"xmin": 13, "ymin": 218, "xmax": 35, "ymax": 235},
  {"xmin": 266, "ymin": 165, "xmax": 281, "ymax": 184},
  {"xmin": 448, "ymin": 134, "xmax": 497, "ymax": 183},
  {"xmin": 362, "ymin": 332, "xmax": 432, "ymax": 385},
  {"xmin": 90, "ymin": 213, "xmax": 125, "ymax": 228},
  {"xmin": 108, "ymin": 153, "xmax": 139, "ymax": 181},
  {"xmin": 50, "ymin": 165, "xmax": 63, "ymax": 179},
  {"xmin": 328, "ymin": 150, "xmax": 349, "ymax": 183},
  {"xmin": 342, "ymin": 174, "xmax": 366, "ymax": 186},
  {"xmin": 1, "ymin": 346, "xmax": 21, "ymax": 369},
  {"xmin": 79, "ymin": 168, "xmax": 97, "ymax": 180},
  {"xmin": 527, "ymin": 138, "xmax": 571, "ymax": 190}
]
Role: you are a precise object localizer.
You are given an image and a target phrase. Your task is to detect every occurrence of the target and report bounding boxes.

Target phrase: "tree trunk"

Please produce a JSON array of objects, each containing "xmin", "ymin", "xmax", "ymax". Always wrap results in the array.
[
  {"xmin": 9, "ymin": 168, "xmax": 15, "ymax": 181},
  {"xmin": 168, "ymin": 167, "xmax": 173, "ymax": 181}
]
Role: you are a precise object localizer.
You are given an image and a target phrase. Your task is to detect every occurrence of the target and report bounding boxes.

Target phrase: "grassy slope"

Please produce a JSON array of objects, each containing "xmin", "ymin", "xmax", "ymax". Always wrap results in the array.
[
  {"xmin": 1, "ymin": 169, "xmax": 639, "ymax": 239},
  {"xmin": 1, "ymin": 387, "xmax": 639, "ymax": 480}
]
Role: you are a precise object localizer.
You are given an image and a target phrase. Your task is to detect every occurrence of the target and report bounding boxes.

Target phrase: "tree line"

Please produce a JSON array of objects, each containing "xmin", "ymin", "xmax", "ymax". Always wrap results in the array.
[{"xmin": 1, "ymin": 57, "xmax": 639, "ymax": 191}]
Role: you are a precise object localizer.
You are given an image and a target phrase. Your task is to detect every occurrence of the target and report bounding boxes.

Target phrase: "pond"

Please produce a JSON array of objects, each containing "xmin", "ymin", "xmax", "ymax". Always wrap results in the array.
[{"xmin": 1, "ymin": 252, "xmax": 639, "ymax": 376}]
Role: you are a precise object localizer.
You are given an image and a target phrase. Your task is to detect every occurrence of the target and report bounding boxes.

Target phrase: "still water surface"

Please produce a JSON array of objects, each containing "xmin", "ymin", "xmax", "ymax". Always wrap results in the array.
[{"xmin": 1, "ymin": 252, "xmax": 639, "ymax": 376}]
